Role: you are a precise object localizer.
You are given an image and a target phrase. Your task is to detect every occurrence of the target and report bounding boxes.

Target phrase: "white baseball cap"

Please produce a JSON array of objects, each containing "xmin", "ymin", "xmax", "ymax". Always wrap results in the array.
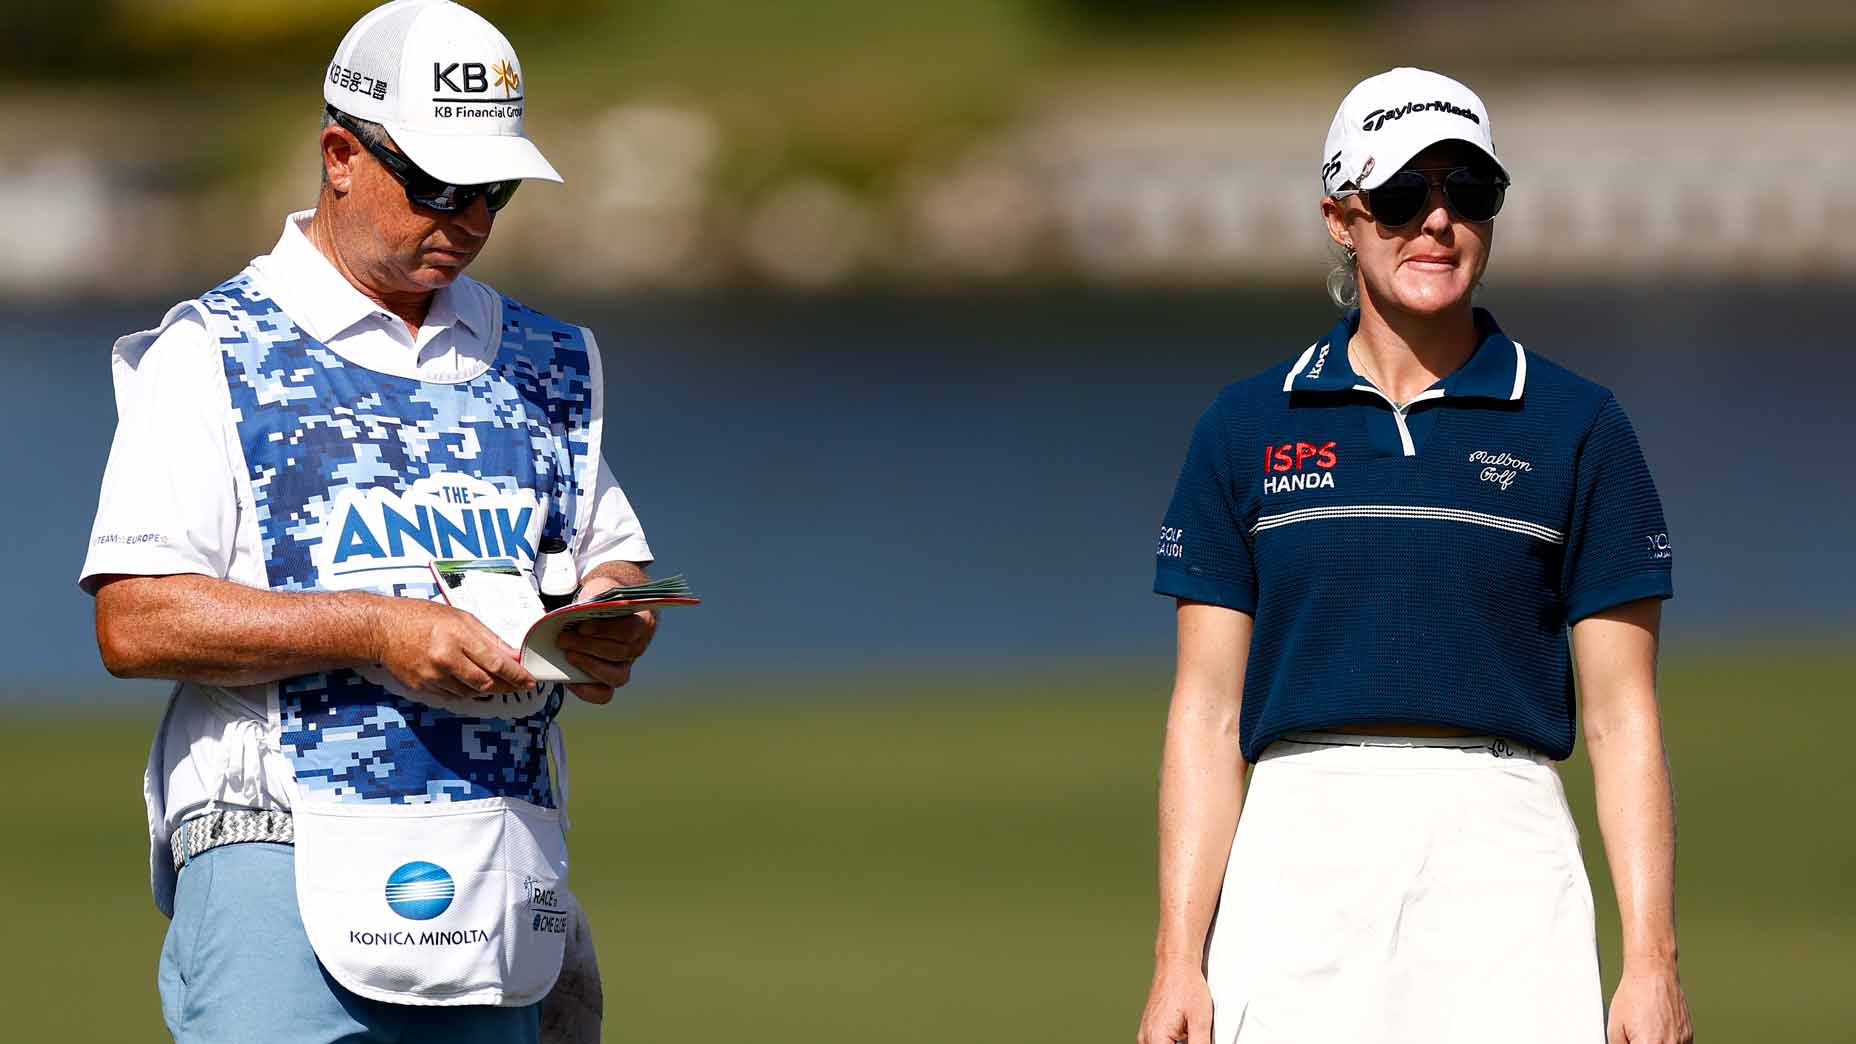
[
  {"xmin": 323, "ymin": 0, "xmax": 561, "ymax": 186},
  {"xmin": 1319, "ymin": 67, "xmax": 1506, "ymax": 197}
]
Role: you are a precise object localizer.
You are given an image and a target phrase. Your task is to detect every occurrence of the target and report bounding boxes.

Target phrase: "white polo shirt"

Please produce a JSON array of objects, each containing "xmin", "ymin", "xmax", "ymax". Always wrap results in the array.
[{"xmin": 80, "ymin": 209, "xmax": 652, "ymax": 848}]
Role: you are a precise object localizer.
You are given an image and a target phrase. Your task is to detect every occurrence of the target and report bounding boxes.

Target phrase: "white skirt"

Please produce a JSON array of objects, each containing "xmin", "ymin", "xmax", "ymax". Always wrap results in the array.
[{"xmin": 1206, "ymin": 732, "xmax": 1603, "ymax": 1044}]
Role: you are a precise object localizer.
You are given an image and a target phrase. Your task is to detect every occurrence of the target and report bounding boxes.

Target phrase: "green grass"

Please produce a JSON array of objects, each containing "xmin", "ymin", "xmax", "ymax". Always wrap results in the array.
[{"xmin": 4, "ymin": 646, "xmax": 1851, "ymax": 1040}]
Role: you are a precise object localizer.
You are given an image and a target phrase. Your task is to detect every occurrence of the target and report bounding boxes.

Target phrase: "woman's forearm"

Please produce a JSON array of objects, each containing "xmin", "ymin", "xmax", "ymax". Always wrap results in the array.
[
  {"xmin": 1574, "ymin": 599, "xmax": 1679, "ymax": 968},
  {"xmin": 1154, "ymin": 688, "xmax": 1246, "ymax": 965},
  {"xmin": 1587, "ymin": 706, "xmax": 1679, "ymax": 965},
  {"xmin": 1153, "ymin": 602, "xmax": 1253, "ymax": 968}
]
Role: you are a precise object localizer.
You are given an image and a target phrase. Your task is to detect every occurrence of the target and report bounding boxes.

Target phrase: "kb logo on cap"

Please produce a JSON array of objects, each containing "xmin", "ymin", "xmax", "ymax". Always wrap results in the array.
[
  {"xmin": 434, "ymin": 62, "xmax": 488, "ymax": 94},
  {"xmin": 434, "ymin": 59, "xmax": 520, "ymax": 98}
]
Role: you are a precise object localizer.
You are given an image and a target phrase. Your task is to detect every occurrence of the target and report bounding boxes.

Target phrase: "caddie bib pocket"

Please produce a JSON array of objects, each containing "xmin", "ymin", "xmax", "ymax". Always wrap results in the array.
[{"xmin": 292, "ymin": 797, "xmax": 571, "ymax": 1006}]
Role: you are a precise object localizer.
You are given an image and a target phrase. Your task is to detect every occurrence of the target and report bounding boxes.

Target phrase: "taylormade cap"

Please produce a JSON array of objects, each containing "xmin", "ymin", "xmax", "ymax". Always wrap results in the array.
[
  {"xmin": 1319, "ymin": 68, "xmax": 1505, "ymax": 197},
  {"xmin": 324, "ymin": 0, "xmax": 562, "ymax": 186}
]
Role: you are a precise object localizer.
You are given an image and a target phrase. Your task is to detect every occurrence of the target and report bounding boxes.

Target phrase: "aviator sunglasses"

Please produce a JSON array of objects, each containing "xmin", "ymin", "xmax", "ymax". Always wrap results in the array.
[
  {"xmin": 327, "ymin": 106, "xmax": 520, "ymax": 214},
  {"xmin": 1338, "ymin": 165, "xmax": 1509, "ymax": 228}
]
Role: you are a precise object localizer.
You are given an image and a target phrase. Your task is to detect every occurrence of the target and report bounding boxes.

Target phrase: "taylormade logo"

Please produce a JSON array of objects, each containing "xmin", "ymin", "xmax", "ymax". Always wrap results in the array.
[
  {"xmin": 1361, "ymin": 100, "xmax": 1481, "ymax": 132},
  {"xmin": 1320, "ymin": 150, "xmax": 1343, "ymax": 186}
]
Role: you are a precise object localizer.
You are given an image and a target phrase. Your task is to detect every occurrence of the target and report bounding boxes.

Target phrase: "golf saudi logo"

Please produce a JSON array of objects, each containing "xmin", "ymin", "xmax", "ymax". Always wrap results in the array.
[{"xmin": 385, "ymin": 861, "xmax": 456, "ymax": 920}]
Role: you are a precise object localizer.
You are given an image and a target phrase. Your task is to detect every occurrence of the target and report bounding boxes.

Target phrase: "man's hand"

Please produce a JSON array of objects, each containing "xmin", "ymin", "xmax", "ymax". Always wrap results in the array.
[
  {"xmin": 556, "ymin": 610, "xmax": 656, "ymax": 704},
  {"xmin": 556, "ymin": 561, "xmax": 659, "ymax": 704},
  {"xmin": 1137, "ymin": 962, "xmax": 1212, "ymax": 1044},
  {"xmin": 1607, "ymin": 960, "xmax": 1692, "ymax": 1044},
  {"xmin": 92, "ymin": 574, "xmax": 539, "ymax": 696},
  {"xmin": 371, "ymin": 597, "xmax": 536, "ymax": 704}
]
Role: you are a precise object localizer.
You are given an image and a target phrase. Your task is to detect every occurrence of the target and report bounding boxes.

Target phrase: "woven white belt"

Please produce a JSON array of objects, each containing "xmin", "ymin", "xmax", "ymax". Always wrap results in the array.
[
  {"xmin": 170, "ymin": 809, "xmax": 294, "ymax": 870},
  {"xmin": 1278, "ymin": 730, "xmax": 1540, "ymax": 760}
]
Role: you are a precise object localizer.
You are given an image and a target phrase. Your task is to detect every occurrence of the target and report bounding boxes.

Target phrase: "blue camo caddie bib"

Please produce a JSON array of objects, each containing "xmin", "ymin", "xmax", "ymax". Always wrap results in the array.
[{"xmin": 203, "ymin": 272, "xmax": 595, "ymax": 806}]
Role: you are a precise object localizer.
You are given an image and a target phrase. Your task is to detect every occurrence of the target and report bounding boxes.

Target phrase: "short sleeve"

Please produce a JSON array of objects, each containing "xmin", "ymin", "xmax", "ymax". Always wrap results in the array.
[
  {"xmin": 1560, "ymin": 395, "xmax": 1673, "ymax": 623},
  {"xmin": 570, "ymin": 324, "xmax": 653, "ymax": 574},
  {"xmin": 1154, "ymin": 396, "xmax": 1256, "ymax": 614},
  {"xmin": 79, "ymin": 312, "xmax": 242, "ymax": 594},
  {"xmin": 573, "ymin": 454, "xmax": 654, "ymax": 572}
]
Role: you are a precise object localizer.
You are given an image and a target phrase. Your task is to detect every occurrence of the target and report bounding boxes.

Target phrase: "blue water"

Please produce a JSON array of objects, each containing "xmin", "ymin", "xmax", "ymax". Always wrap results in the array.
[{"xmin": 7, "ymin": 286, "xmax": 1851, "ymax": 703}]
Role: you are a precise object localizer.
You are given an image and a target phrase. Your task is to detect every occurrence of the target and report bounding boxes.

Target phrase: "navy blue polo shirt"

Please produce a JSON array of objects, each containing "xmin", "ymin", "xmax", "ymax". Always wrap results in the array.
[{"xmin": 1154, "ymin": 308, "xmax": 1673, "ymax": 762}]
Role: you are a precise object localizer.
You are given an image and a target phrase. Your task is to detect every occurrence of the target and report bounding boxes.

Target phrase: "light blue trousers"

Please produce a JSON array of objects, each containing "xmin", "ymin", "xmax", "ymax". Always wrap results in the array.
[{"xmin": 158, "ymin": 842, "xmax": 540, "ymax": 1044}]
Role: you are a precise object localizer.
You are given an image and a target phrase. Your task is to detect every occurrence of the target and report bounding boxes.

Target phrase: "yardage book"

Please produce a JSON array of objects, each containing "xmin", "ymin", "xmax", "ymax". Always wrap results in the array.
[{"xmin": 430, "ymin": 558, "xmax": 700, "ymax": 683}]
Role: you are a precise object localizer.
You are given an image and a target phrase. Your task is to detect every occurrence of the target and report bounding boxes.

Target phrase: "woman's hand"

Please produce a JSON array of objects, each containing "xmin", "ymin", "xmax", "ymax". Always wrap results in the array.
[
  {"xmin": 1139, "ymin": 601, "xmax": 1250, "ymax": 1044},
  {"xmin": 1607, "ymin": 959, "xmax": 1692, "ymax": 1044},
  {"xmin": 1575, "ymin": 601, "xmax": 1689, "ymax": 1044},
  {"xmin": 1137, "ymin": 961, "xmax": 1213, "ymax": 1044}
]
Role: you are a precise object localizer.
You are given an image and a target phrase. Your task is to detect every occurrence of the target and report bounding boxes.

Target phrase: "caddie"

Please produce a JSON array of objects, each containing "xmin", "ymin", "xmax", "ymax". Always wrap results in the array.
[{"xmin": 79, "ymin": 2, "xmax": 652, "ymax": 1040}]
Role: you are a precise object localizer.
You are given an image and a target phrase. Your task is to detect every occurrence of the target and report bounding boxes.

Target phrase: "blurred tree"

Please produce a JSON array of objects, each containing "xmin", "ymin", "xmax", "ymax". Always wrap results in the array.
[
  {"xmin": 3, "ymin": 0, "xmax": 119, "ymax": 76},
  {"xmin": 1058, "ymin": 0, "xmax": 1363, "ymax": 27},
  {"xmin": 4, "ymin": 0, "xmax": 607, "ymax": 82}
]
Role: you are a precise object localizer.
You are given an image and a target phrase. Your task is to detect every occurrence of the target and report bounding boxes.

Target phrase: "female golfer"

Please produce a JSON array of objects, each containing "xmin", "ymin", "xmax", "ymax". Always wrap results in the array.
[{"xmin": 1137, "ymin": 68, "xmax": 1692, "ymax": 1044}]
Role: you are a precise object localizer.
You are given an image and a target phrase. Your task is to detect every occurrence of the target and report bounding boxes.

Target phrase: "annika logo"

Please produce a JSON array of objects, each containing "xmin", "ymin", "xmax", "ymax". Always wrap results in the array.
[
  {"xmin": 313, "ymin": 474, "xmax": 544, "ymax": 589},
  {"xmin": 1360, "ymin": 99, "xmax": 1481, "ymax": 133},
  {"xmin": 1263, "ymin": 440, "xmax": 1339, "ymax": 494},
  {"xmin": 431, "ymin": 57, "xmax": 523, "ymax": 119}
]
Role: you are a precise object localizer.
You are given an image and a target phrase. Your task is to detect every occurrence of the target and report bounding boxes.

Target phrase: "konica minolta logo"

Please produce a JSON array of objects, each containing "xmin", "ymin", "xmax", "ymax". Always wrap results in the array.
[
  {"xmin": 1361, "ymin": 100, "xmax": 1481, "ymax": 132},
  {"xmin": 348, "ymin": 860, "xmax": 495, "ymax": 947},
  {"xmin": 384, "ymin": 861, "xmax": 455, "ymax": 920}
]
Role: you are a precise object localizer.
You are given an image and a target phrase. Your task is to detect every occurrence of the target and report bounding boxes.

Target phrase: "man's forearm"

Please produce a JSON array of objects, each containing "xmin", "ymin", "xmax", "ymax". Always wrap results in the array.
[
  {"xmin": 95, "ymin": 573, "xmax": 384, "ymax": 686},
  {"xmin": 578, "ymin": 559, "xmax": 649, "ymax": 591}
]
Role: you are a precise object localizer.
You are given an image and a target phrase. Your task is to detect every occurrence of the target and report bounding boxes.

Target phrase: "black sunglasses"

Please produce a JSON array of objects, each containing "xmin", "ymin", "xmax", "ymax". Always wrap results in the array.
[
  {"xmin": 326, "ymin": 106, "xmax": 520, "ymax": 214},
  {"xmin": 1347, "ymin": 165, "xmax": 1509, "ymax": 228}
]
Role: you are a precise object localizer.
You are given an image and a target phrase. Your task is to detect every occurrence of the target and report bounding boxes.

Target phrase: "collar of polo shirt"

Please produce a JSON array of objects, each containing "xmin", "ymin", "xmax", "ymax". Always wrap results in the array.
[
  {"xmin": 244, "ymin": 209, "xmax": 502, "ymax": 384},
  {"xmin": 1283, "ymin": 307, "xmax": 1528, "ymax": 402},
  {"xmin": 257, "ymin": 209, "xmax": 491, "ymax": 345}
]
